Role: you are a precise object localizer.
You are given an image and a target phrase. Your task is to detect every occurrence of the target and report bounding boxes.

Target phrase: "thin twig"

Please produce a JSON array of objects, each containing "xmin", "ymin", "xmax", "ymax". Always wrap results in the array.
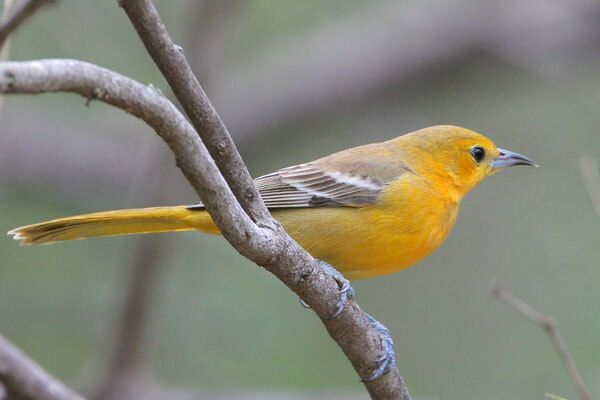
[
  {"xmin": 490, "ymin": 281, "xmax": 591, "ymax": 400},
  {"xmin": 0, "ymin": 334, "xmax": 85, "ymax": 400},
  {"xmin": 0, "ymin": 59, "xmax": 410, "ymax": 398},
  {"xmin": 578, "ymin": 154, "xmax": 600, "ymax": 221},
  {"xmin": 0, "ymin": 0, "xmax": 54, "ymax": 49}
]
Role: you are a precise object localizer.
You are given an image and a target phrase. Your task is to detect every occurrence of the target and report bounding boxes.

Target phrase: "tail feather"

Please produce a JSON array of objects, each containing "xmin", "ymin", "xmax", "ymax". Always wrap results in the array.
[{"xmin": 8, "ymin": 206, "xmax": 218, "ymax": 245}]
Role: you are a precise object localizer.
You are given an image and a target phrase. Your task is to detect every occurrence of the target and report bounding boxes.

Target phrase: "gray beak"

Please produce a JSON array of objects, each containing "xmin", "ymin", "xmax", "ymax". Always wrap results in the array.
[{"xmin": 492, "ymin": 148, "xmax": 538, "ymax": 168}]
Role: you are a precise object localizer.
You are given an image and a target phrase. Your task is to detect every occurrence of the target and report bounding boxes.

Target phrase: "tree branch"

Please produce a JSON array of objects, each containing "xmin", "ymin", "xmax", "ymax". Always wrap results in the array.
[
  {"xmin": 0, "ymin": 0, "xmax": 53, "ymax": 49},
  {"xmin": 490, "ymin": 282, "xmax": 591, "ymax": 400},
  {"xmin": 0, "ymin": 334, "xmax": 85, "ymax": 400},
  {"xmin": 119, "ymin": 0, "xmax": 267, "ymax": 223},
  {"xmin": 0, "ymin": 58, "xmax": 409, "ymax": 398}
]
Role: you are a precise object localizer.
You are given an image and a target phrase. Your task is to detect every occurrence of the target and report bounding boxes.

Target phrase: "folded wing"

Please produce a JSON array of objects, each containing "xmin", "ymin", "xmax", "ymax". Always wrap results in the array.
[
  {"xmin": 188, "ymin": 141, "xmax": 411, "ymax": 210},
  {"xmin": 254, "ymin": 164, "xmax": 385, "ymax": 207}
]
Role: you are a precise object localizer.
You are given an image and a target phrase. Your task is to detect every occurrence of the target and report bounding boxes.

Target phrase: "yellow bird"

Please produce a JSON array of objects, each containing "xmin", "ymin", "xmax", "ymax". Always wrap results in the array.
[
  {"xmin": 8, "ymin": 125, "xmax": 536, "ymax": 380},
  {"xmin": 9, "ymin": 125, "xmax": 536, "ymax": 280}
]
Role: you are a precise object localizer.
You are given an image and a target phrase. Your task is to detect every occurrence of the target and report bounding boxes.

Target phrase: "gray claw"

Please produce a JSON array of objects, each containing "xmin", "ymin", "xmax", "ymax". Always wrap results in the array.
[
  {"xmin": 317, "ymin": 260, "xmax": 355, "ymax": 318},
  {"xmin": 362, "ymin": 313, "xmax": 397, "ymax": 382}
]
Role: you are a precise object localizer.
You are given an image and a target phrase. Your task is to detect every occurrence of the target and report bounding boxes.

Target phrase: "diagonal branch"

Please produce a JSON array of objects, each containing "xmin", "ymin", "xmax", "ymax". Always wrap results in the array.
[
  {"xmin": 118, "ymin": 0, "xmax": 267, "ymax": 223},
  {"xmin": 0, "ymin": 0, "xmax": 54, "ymax": 49},
  {"xmin": 490, "ymin": 282, "xmax": 591, "ymax": 400},
  {"xmin": 0, "ymin": 58, "xmax": 409, "ymax": 399},
  {"xmin": 0, "ymin": 334, "xmax": 85, "ymax": 400}
]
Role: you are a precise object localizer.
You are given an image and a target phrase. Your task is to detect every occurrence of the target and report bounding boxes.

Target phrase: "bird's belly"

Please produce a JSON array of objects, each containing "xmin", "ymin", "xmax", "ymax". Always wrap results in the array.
[{"xmin": 272, "ymin": 200, "xmax": 458, "ymax": 280}]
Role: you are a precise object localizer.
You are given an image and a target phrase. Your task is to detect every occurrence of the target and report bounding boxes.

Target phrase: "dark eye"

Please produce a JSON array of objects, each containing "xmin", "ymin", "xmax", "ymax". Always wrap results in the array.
[{"xmin": 470, "ymin": 146, "xmax": 486, "ymax": 163}]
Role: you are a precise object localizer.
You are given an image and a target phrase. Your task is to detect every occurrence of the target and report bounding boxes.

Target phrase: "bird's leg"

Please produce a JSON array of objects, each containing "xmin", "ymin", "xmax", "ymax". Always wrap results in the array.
[
  {"xmin": 298, "ymin": 263, "xmax": 397, "ymax": 382},
  {"xmin": 298, "ymin": 260, "xmax": 355, "ymax": 318},
  {"xmin": 363, "ymin": 312, "xmax": 397, "ymax": 382}
]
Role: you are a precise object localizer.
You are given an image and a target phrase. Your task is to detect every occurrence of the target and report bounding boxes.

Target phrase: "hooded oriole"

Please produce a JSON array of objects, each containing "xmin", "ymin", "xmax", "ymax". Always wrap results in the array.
[
  {"xmin": 8, "ymin": 125, "xmax": 537, "ymax": 381},
  {"xmin": 9, "ymin": 125, "xmax": 536, "ymax": 280}
]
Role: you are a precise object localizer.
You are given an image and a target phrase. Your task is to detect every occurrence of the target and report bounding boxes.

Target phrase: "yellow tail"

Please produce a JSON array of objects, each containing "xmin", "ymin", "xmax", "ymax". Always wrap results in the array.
[{"xmin": 7, "ymin": 206, "xmax": 219, "ymax": 245}]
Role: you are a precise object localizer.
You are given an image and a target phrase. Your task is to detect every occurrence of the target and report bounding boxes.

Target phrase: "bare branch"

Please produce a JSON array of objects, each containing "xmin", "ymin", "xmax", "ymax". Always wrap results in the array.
[
  {"xmin": 0, "ymin": 59, "xmax": 410, "ymax": 398},
  {"xmin": 0, "ymin": 0, "xmax": 54, "ymax": 49},
  {"xmin": 0, "ymin": 334, "xmax": 85, "ymax": 400},
  {"xmin": 578, "ymin": 154, "xmax": 600, "ymax": 221},
  {"xmin": 490, "ymin": 282, "xmax": 591, "ymax": 400},
  {"xmin": 119, "ymin": 0, "xmax": 268, "ymax": 223}
]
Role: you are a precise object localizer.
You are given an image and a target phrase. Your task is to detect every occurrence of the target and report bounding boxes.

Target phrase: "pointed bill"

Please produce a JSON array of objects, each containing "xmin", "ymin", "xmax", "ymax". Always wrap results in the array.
[{"xmin": 492, "ymin": 148, "xmax": 538, "ymax": 168}]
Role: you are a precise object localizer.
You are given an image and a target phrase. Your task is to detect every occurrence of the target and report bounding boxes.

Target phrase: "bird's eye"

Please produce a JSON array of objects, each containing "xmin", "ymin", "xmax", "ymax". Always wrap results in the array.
[{"xmin": 470, "ymin": 146, "xmax": 486, "ymax": 163}]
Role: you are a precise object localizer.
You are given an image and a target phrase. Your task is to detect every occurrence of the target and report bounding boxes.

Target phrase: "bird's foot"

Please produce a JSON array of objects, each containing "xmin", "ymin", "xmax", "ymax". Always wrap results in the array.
[
  {"xmin": 298, "ymin": 260, "xmax": 355, "ymax": 318},
  {"xmin": 363, "ymin": 313, "xmax": 396, "ymax": 381},
  {"xmin": 317, "ymin": 260, "xmax": 355, "ymax": 317}
]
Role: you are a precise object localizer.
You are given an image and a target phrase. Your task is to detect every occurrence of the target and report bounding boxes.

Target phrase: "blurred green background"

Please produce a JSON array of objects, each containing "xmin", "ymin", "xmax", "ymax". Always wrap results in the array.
[{"xmin": 1, "ymin": 1, "xmax": 600, "ymax": 399}]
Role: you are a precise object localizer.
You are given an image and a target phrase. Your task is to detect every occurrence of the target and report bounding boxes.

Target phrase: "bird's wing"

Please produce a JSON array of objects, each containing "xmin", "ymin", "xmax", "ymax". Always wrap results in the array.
[
  {"xmin": 254, "ymin": 164, "xmax": 386, "ymax": 208},
  {"xmin": 189, "ymin": 141, "xmax": 412, "ymax": 209}
]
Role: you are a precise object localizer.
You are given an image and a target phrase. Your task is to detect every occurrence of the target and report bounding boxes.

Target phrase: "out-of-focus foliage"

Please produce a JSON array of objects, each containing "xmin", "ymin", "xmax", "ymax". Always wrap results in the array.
[{"xmin": 1, "ymin": 1, "xmax": 599, "ymax": 399}]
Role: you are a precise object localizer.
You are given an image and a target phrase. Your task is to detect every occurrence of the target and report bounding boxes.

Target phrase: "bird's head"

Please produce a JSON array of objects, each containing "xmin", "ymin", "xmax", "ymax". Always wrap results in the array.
[{"xmin": 399, "ymin": 125, "xmax": 537, "ymax": 198}]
